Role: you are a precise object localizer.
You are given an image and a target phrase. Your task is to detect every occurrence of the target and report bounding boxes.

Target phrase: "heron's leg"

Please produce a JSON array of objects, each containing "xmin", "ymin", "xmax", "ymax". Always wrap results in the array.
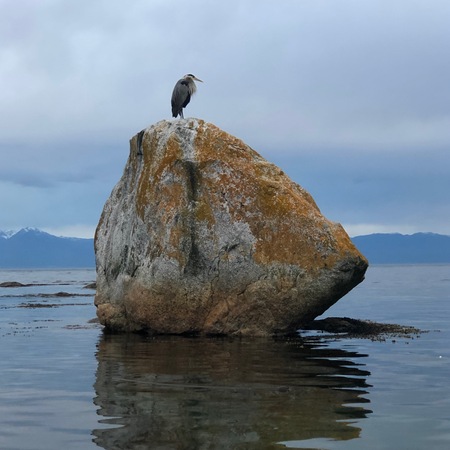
[{"xmin": 180, "ymin": 110, "xmax": 184, "ymax": 119}]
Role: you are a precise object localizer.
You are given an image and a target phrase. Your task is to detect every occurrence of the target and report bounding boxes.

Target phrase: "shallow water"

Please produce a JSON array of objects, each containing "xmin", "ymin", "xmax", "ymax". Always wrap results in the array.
[{"xmin": 0, "ymin": 266, "xmax": 449, "ymax": 449}]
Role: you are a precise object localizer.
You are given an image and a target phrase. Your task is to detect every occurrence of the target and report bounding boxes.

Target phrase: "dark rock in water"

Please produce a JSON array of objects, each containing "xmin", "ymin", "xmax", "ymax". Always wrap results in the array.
[
  {"xmin": 302, "ymin": 317, "xmax": 423, "ymax": 340},
  {"xmin": 0, "ymin": 281, "xmax": 26, "ymax": 288},
  {"xmin": 95, "ymin": 119, "xmax": 368, "ymax": 336},
  {"xmin": 53, "ymin": 291, "xmax": 73, "ymax": 297}
]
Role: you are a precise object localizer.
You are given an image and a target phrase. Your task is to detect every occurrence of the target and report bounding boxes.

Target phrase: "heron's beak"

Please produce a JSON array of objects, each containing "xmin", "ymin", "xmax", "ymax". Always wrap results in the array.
[{"xmin": 194, "ymin": 77, "xmax": 203, "ymax": 82}]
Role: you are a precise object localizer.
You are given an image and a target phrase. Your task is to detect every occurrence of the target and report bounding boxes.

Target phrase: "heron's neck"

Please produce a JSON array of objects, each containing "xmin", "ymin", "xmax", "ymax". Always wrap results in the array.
[{"xmin": 188, "ymin": 82, "xmax": 197, "ymax": 96}]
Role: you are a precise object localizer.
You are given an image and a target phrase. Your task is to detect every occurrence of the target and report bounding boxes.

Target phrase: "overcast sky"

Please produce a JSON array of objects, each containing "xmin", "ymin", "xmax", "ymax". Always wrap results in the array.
[{"xmin": 1, "ymin": 0, "xmax": 450, "ymax": 238}]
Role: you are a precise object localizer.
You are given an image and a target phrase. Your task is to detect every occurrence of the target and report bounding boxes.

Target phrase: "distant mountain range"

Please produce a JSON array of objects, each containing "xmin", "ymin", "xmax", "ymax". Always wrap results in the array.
[
  {"xmin": 352, "ymin": 232, "xmax": 450, "ymax": 264},
  {"xmin": 0, "ymin": 228, "xmax": 94, "ymax": 268},
  {"xmin": 0, "ymin": 228, "xmax": 449, "ymax": 268}
]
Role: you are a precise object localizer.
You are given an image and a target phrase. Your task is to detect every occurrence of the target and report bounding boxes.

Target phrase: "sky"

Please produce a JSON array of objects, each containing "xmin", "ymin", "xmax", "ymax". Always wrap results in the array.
[{"xmin": 1, "ymin": 0, "xmax": 450, "ymax": 238}]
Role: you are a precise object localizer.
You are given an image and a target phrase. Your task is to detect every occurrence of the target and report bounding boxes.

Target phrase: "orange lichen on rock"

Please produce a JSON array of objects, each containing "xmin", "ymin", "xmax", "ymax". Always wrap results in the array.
[{"xmin": 94, "ymin": 119, "xmax": 368, "ymax": 335}]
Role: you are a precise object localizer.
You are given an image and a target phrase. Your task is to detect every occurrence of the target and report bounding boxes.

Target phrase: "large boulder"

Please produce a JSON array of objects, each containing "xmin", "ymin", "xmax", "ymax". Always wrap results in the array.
[{"xmin": 95, "ymin": 119, "xmax": 367, "ymax": 336}]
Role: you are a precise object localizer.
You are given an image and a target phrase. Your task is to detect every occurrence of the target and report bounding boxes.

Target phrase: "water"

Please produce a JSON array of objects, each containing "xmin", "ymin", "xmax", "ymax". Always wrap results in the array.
[{"xmin": 0, "ymin": 266, "xmax": 449, "ymax": 449}]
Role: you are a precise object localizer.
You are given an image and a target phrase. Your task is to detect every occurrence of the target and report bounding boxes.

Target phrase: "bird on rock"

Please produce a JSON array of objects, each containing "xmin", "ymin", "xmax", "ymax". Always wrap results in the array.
[{"xmin": 171, "ymin": 74, "xmax": 203, "ymax": 118}]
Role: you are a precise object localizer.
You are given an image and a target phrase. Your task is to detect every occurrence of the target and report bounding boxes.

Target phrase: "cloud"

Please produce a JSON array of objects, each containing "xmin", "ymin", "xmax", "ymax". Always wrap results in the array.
[
  {"xmin": 42, "ymin": 224, "xmax": 97, "ymax": 239},
  {"xmin": 343, "ymin": 223, "xmax": 426, "ymax": 238},
  {"xmin": 272, "ymin": 145, "xmax": 450, "ymax": 235},
  {"xmin": 1, "ymin": 0, "xmax": 450, "ymax": 236}
]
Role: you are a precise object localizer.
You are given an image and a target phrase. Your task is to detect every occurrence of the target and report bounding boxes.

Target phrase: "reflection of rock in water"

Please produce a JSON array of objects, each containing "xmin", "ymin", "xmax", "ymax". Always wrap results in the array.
[{"xmin": 93, "ymin": 334, "xmax": 371, "ymax": 449}]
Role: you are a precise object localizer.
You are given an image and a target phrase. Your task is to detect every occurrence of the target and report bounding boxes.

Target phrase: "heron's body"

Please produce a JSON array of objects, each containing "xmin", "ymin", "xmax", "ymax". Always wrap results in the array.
[{"xmin": 171, "ymin": 74, "xmax": 203, "ymax": 118}]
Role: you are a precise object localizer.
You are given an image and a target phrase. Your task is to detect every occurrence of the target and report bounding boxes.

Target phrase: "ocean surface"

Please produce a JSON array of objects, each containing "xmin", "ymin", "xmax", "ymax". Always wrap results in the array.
[{"xmin": 0, "ymin": 265, "xmax": 449, "ymax": 450}]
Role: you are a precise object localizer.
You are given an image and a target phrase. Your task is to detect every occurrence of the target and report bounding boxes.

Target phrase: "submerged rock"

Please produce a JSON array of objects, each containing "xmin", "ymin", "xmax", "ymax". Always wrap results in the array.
[
  {"xmin": 0, "ymin": 281, "xmax": 26, "ymax": 288},
  {"xmin": 302, "ymin": 317, "xmax": 423, "ymax": 341},
  {"xmin": 95, "ymin": 119, "xmax": 367, "ymax": 335}
]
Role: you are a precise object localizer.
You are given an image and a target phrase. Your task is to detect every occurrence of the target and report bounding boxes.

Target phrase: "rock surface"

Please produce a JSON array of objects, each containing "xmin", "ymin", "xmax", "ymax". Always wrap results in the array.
[{"xmin": 95, "ymin": 119, "xmax": 368, "ymax": 335}]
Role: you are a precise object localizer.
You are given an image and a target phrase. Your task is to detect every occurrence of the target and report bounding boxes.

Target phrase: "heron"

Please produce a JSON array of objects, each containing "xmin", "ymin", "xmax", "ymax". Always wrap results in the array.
[{"xmin": 171, "ymin": 74, "xmax": 203, "ymax": 118}]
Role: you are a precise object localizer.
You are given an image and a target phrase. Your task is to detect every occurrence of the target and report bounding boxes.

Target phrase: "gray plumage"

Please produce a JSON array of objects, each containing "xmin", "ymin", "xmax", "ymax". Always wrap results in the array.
[{"xmin": 171, "ymin": 74, "xmax": 203, "ymax": 118}]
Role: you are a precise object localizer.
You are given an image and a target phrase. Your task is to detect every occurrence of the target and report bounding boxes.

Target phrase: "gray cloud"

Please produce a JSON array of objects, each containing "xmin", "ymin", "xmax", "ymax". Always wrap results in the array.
[{"xmin": 1, "ymin": 1, "xmax": 449, "ymax": 236}]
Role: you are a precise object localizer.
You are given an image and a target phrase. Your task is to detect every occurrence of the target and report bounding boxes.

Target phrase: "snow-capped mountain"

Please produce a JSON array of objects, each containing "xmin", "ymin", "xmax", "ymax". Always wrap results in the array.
[
  {"xmin": 0, "ymin": 228, "xmax": 95, "ymax": 268},
  {"xmin": 0, "ymin": 230, "xmax": 16, "ymax": 239}
]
